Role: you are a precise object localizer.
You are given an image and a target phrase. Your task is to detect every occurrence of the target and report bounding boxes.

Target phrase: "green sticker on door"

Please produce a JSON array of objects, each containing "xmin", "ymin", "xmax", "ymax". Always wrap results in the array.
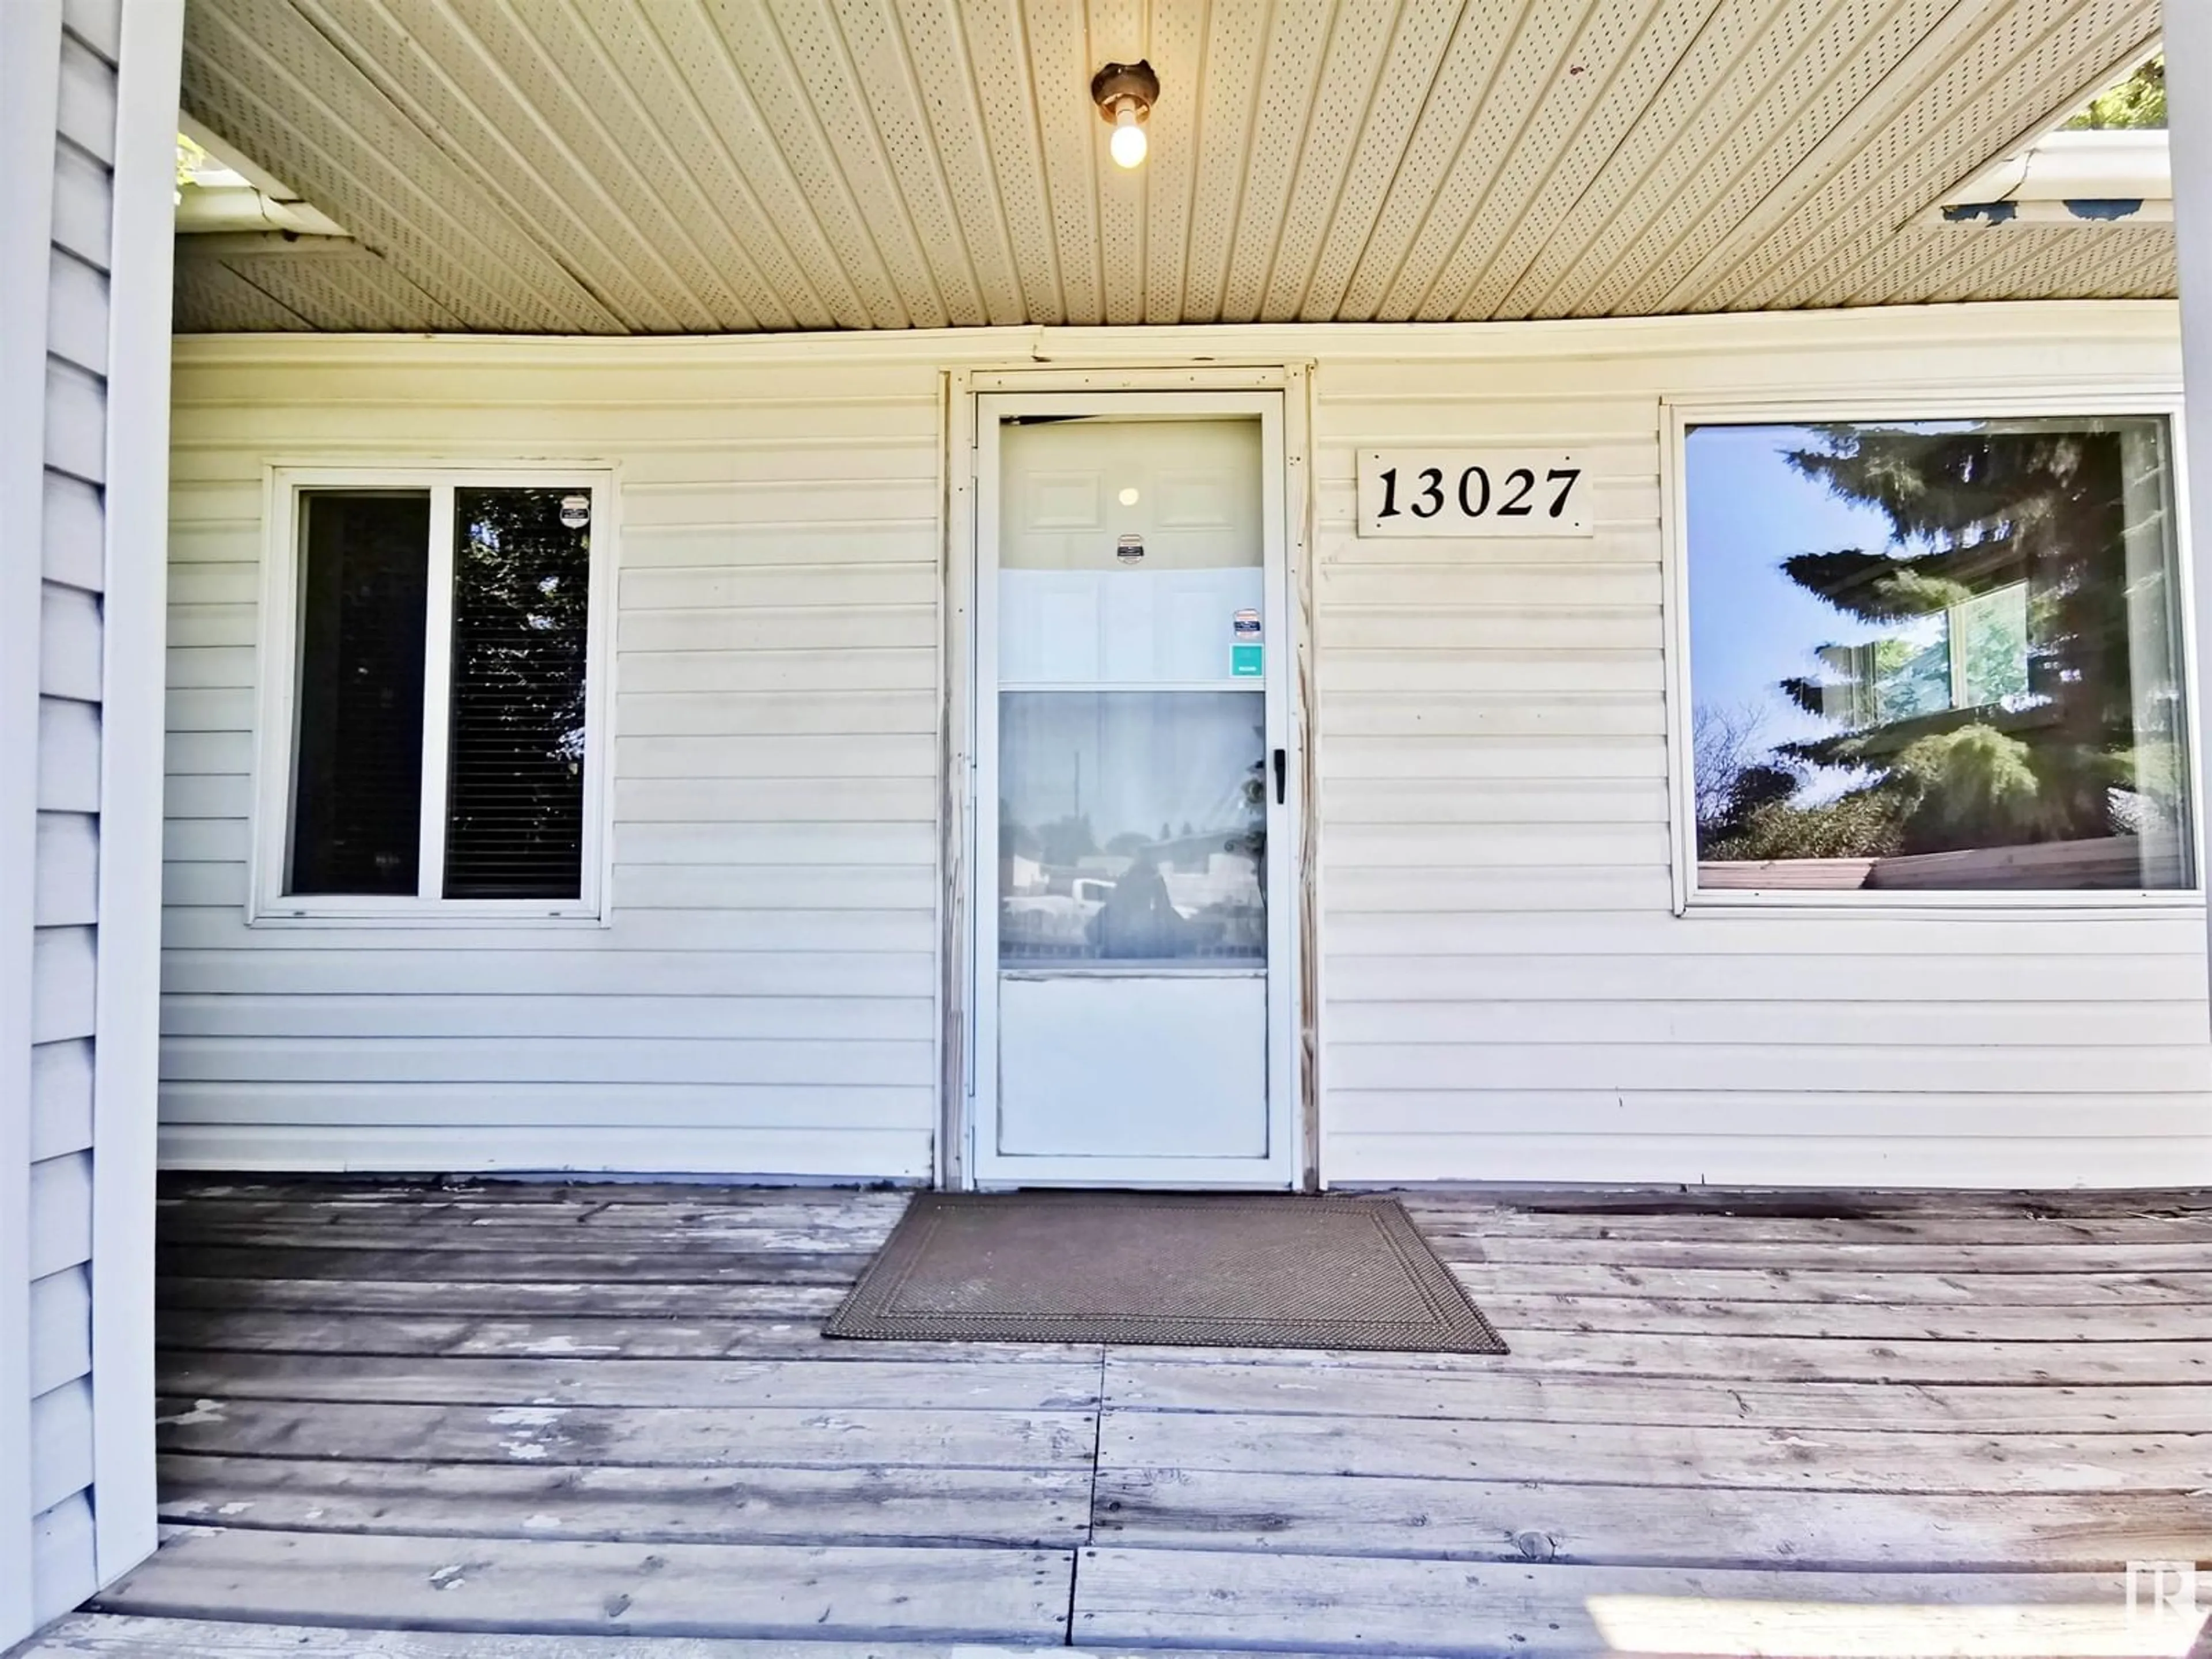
[{"xmin": 1232, "ymin": 609, "xmax": 1263, "ymax": 677}]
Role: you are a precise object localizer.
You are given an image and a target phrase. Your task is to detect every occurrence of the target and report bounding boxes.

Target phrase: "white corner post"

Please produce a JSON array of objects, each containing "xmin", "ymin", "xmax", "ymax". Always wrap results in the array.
[
  {"xmin": 2176, "ymin": 10, "xmax": 2212, "ymax": 1037},
  {"xmin": 93, "ymin": 0, "xmax": 186, "ymax": 1593}
]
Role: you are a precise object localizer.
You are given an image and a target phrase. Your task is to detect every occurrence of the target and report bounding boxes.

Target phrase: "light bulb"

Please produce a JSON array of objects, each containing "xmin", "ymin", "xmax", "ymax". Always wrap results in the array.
[{"xmin": 1110, "ymin": 105, "xmax": 1147, "ymax": 169}]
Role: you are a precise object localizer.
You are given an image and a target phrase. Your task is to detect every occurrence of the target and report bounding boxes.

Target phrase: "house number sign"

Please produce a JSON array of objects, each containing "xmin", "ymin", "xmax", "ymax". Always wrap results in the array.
[{"xmin": 1358, "ymin": 450, "xmax": 1592, "ymax": 537}]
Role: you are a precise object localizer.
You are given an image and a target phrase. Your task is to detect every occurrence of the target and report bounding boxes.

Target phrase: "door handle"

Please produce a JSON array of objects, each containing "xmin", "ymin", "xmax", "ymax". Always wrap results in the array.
[{"xmin": 1272, "ymin": 748, "xmax": 1287, "ymax": 806}]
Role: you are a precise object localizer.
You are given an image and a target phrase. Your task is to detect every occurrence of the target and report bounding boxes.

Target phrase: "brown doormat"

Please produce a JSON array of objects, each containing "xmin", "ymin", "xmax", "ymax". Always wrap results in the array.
[{"xmin": 824, "ymin": 1191, "xmax": 1506, "ymax": 1353}]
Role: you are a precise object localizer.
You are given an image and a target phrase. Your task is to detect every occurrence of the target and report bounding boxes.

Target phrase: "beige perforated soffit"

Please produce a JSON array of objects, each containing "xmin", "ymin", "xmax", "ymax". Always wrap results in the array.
[{"xmin": 172, "ymin": 0, "xmax": 2174, "ymax": 333}]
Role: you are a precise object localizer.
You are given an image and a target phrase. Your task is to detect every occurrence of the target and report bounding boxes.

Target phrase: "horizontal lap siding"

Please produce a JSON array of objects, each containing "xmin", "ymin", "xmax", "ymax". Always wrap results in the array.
[
  {"xmin": 162, "ymin": 357, "xmax": 945, "ymax": 1178},
  {"xmin": 1310, "ymin": 336, "xmax": 2212, "ymax": 1188},
  {"xmin": 12, "ymin": 2, "xmax": 121, "ymax": 1633},
  {"xmin": 168, "ymin": 309, "xmax": 2208, "ymax": 1192}
]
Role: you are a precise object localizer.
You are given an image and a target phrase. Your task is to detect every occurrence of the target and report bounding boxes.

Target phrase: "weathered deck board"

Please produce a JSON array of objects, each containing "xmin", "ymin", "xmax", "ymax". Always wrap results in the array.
[
  {"xmin": 1090, "ymin": 1465, "xmax": 2212, "ymax": 1569},
  {"xmin": 153, "ymin": 1276, "xmax": 849, "ymax": 1317},
  {"xmin": 151, "ymin": 1185, "xmax": 915, "ymax": 1212},
  {"xmin": 1398, "ymin": 1185, "xmax": 2212, "ymax": 1218},
  {"xmin": 156, "ymin": 1309, "xmax": 1088, "ymax": 1363},
  {"xmin": 1099, "ymin": 1409, "xmax": 2212, "ymax": 1493},
  {"xmin": 1070, "ymin": 1550, "xmax": 2165, "ymax": 1656},
  {"xmin": 158, "ymin": 1264, "xmax": 2212, "ymax": 1315},
  {"xmin": 1474, "ymin": 1289, "xmax": 2212, "ymax": 1339},
  {"xmin": 1469, "ymin": 1260, "xmax": 2212, "ymax": 1304},
  {"xmin": 1419, "ymin": 1209, "xmax": 2212, "ymax": 1244},
  {"xmin": 92, "ymin": 1527, "xmax": 1074, "ymax": 1643},
  {"xmin": 84, "ymin": 1178, "xmax": 2212, "ymax": 1656},
  {"xmin": 1441, "ymin": 1234, "xmax": 2212, "ymax": 1271},
  {"xmin": 154, "ymin": 1276, "xmax": 851, "ymax": 1317},
  {"xmin": 154, "ymin": 1307, "xmax": 2212, "ymax": 1382},
  {"xmin": 156, "ymin": 1244, "xmax": 877, "ymax": 1283},
  {"xmin": 22, "ymin": 1613, "xmax": 1291, "ymax": 1658},
  {"xmin": 156, "ymin": 1308, "xmax": 1055, "ymax": 1362},
  {"xmin": 155, "ymin": 1397, "xmax": 1096, "ymax": 1471},
  {"xmin": 157, "ymin": 1193, "xmax": 911, "ymax": 1225},
  {"xmin": 154, "ymin": 1351, "xmax": 1103, "ymax": 1408},
  {"xmin": 156, "ymin": 1177, "xmax": 2211, "ymax": 1217},
  {"xmin": 1104, "ymin": 1356, "xmax": 2212, "ymax": 1430},
  {"xmin": 158, "ymin": 1455, "xmax": 1090, "ymax": 1548},
  {"xmin": 1462, "ymin": 1327, "xmax": 2212, "ymax": 1383},
  {"xmin": 156, "ymin": 1218, "xmax": 905, "ymax": 1253}
]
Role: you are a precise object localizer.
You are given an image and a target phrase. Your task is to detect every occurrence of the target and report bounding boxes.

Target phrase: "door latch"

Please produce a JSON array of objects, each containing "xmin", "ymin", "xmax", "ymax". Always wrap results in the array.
[{"xmin": 1273, "ymin": 748, "xmax": 1287, "ymax": 806}]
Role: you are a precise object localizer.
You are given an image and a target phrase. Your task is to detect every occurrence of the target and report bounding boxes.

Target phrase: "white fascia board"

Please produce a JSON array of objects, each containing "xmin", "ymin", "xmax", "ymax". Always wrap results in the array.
[
  {"xmin": 177, "ymin": 113, "xmax": 300, "ymax": 200},
  {"xmin": 173, "ymin": 185, "xmax": 350, "ymax": 237},
  {"xmin": 176, "ymin": 112, "xmax": 349, "ymax": 238},
  {"xmin": 1927, "ymin": 130, "xmax": 2172, "ymax": 226}
]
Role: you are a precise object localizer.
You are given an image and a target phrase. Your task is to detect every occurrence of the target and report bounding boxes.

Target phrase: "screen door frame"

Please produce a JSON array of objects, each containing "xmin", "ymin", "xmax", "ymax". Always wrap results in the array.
[{"xmin": 965, "ymin": 388, "xmax": 1302, "ymax": 1190}]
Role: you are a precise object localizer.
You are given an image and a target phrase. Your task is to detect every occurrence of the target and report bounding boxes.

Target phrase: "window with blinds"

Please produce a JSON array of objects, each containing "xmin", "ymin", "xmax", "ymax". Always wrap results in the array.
[
  {"xmin": 444, "ymin": 490, "xmax": 590, "ymax": 899},
  {"xmin": 279, "ymin": 478, "xmax": 604, "ymax": 914}
]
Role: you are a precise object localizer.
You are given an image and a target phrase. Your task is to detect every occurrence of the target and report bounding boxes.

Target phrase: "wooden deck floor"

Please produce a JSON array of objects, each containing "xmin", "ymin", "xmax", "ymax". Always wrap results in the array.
[{"xmin": 19, "ymin": 1179, "xmax": 2212, "ymax": 1657}]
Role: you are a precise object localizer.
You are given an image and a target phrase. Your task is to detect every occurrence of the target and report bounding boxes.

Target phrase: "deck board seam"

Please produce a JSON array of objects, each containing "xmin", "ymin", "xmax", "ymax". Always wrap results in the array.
[{"xmin": 1069, "ymin": 1346, "xmax": 1107, "ymax": 1645}]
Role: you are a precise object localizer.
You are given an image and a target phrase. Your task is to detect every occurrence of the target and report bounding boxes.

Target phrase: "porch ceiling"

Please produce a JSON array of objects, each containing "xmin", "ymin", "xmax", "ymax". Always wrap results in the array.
[{"xmin": 174, "ymin": 0, "xmax": 2172, "ymax": 335}]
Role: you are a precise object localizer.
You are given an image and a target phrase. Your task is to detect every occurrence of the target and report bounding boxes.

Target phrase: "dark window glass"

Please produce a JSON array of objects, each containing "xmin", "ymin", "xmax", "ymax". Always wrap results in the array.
[
  {"xmin": 443, "ymin": 488, "xmax": 592, "ymax": 900},
  {"xmin": 1687, "ymin": 418, "xmax": 2190, "ymax": 892},
  {"xmin": 289, "ymin": 492, "xmax": 429, "ymax": 895}
]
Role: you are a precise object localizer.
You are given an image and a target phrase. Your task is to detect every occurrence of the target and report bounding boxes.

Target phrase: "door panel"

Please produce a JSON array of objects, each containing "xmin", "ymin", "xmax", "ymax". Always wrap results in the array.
[
  {"xmin": 997, "ymin": 976, "xmax": 1267, "ymax": 1157},
  {"xmin": 998, "ymin": 567, "xmax": 1262, "ymax": 683}
]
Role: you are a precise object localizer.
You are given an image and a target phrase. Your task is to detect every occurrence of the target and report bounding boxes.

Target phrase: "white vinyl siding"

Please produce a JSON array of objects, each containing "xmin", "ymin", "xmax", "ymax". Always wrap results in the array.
[
  {"xmin": 1307, "ymin": 314, "xmax": 2210, "ymax": 1189},
  {"xmin": 4, "ymin": 0, "xmax": 175, "ymax": 1641},
  {"xmin": 163, "ymin": 305, "xmax": 2210, "ymax": 1190},
  {"xmin": 164, "ymin": 349, "xmax": 949, "ymax": 1178},
  {"xmin": 16, "ymin": 1, "xmax": 116, "ymax": 1630}
]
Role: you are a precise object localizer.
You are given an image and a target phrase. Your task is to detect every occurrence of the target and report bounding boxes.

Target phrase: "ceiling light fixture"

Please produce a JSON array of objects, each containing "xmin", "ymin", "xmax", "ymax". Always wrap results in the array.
[{"xmin": 1091, "ymin": 60, "xmax": 1158, "ymax": 169}]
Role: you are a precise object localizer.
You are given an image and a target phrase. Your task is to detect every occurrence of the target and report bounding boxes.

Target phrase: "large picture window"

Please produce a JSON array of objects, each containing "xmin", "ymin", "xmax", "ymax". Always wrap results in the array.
[
  {"xmin": 262, "ymin": 472, "xmax": 612, "ymax": 919},
  {"xmin": 1681, "ymin": 416, "xmax": 2192, "ymax": 897}
]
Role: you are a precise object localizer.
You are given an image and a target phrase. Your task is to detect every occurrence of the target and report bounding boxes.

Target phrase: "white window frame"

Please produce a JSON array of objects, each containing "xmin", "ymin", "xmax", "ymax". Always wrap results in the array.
[
  {"xmin": 1664, "ymin": 392, "xmax": 2202, "ymax": 915},
  {"xmin": 249, "ymin": 464, "xmax": 619, "ymax": 926}
]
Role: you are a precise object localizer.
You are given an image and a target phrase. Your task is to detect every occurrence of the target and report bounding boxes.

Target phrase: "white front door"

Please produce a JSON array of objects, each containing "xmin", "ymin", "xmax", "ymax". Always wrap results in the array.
[{"xmin": 971, "ymin": 393, "xmax": 1298, "ymax": 1188}]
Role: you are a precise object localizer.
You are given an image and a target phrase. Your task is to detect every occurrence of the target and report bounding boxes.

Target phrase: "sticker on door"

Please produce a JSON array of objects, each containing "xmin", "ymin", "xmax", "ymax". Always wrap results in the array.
[{"xmin": 1232, "ymin": 607, "xmax": 1262, "ymax": 676}]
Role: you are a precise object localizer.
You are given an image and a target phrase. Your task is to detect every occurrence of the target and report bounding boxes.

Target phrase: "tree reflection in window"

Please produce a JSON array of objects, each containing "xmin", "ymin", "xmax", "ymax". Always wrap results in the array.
[{"xmin": 1692, "ymin": 421, "xmax": 2189, "ymax": 891}]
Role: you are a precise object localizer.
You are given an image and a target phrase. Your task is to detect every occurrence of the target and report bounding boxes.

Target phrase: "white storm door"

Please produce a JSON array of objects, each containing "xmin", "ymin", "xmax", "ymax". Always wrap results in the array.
[{"xmin": 972, "ymin": 395, "xmax": 1297, "ymax": 1188}]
